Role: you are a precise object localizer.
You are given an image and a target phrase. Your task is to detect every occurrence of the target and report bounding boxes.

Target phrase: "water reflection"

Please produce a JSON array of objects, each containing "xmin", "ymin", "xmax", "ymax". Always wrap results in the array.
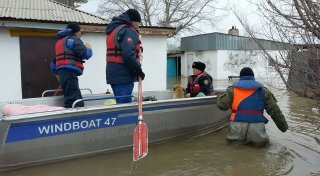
[
  {"xmin": 2, "ymin": 77, "xmax": 320, "ymax": 176},
  {"xmin": 263, "ymin": 79, "xmax": 320, "ymax": 176}
]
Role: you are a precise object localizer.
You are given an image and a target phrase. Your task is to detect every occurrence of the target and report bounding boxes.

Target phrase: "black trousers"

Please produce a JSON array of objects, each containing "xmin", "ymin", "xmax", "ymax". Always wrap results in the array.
[{"xmin": 58, "ymin": 69, "xmax": 84, "ymax": 108}]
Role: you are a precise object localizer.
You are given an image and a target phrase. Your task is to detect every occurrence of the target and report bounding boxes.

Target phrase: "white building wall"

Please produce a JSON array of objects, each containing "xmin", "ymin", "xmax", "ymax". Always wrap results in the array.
[
  {"xmin": 139, "ymin": 35, "xmax": 167, "ymax": 91},
  {"xmin": 0, "ymin": 29, "xmax": 22, "ymax": 101},
  {"xmin": 79, "ymin": 32, "xmax": 108, "ymax": 94},
  {"xmin": 216, "ymin": 50, "xmax": 282, "ymax": 79},
  {"xmin": 181, "ymin": 50, "xmax": 218, "ymax": 78},
  {"xmin": 182, "ymin": 49, "xmax": 284, "ymax": 81},
  {"xmin": 0, "ymin": 30, "xmax": 168, "ymax": 101},
  {"xmin": 180, "ymin": 52, "xmax": 189, "ymax": 77},
  {"xmin": 199, "ymin": 50, "xmax": 218, "ymax": 79}
]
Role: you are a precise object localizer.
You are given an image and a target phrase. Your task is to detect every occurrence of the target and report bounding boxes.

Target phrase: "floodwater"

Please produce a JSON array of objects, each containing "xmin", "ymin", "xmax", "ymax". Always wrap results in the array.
[{"xmin": 2, "ymin": 77, "xmax": 320, "ymax": 176}]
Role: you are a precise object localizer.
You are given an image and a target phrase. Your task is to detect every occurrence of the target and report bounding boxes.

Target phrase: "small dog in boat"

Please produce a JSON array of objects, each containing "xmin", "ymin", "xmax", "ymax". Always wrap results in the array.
[{"xmin": 172, "ymin": 84, "xmax": 185, "ymax": 99}]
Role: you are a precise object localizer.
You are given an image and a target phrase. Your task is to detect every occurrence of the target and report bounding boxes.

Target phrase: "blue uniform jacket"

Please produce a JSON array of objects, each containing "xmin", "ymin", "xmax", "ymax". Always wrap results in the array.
[{"xmin": 106, "ymin": 12, "xmax": 143, "ymax": 84}]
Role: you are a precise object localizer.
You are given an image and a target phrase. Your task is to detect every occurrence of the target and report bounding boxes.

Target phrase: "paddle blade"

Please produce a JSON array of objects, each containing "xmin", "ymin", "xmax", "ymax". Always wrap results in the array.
[{"xmin": 133, "ymin": 121, "xmax": 148, "ymax": 161}]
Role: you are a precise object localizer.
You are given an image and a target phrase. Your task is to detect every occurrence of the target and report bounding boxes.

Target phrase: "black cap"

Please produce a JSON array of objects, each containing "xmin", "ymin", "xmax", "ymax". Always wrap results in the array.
[
  {"xmin": 66, "ymin": 23, "xmax": 81, "ymax": 33},
  {"xmin": 192, "ymin": 62, "xmax": 206, "ymax": 71},
  {"xmin": 240, "ymin": 67, "xmax": 254, "ymax": 77},
  {"xmin": 126, "ymin": 9, "xmax": 141, "ymax": 22}
]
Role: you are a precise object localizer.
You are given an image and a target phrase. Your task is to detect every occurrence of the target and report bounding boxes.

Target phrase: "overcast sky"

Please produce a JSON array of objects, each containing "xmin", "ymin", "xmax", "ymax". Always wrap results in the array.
[{"xmin": 78, "ymin": 0, "xmax": 260, "ymax": 37}]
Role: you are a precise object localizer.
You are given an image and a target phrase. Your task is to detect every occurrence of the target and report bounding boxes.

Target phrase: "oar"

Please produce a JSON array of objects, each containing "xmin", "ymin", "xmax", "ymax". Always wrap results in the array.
[
  {"xmin": 133, "ymin": 77, "xmax": 148, "ymax": 161},
  {"xmin": 53, "ymin": 76, "xmax": 61, "ymax": 96},
  {"xmin": 133, "ymin": 34, "xmax": 148, "ymax": 161}
]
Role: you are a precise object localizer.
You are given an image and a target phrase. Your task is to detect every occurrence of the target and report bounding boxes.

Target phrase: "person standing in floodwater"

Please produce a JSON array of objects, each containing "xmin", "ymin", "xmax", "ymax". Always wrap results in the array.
[{"xmin": 216, "ymin": 67, "xmax": 288, "ymax": 147}]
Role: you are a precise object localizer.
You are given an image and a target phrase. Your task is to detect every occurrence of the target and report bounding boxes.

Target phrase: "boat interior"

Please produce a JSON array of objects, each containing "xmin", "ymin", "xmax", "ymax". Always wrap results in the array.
[
  {"xmin": 0, "ymin": 90, "xmax": 186, "ymax": 117},
  {"xmin": 0, "ymin": 88, "xmax": 224, "ymax": 117}
]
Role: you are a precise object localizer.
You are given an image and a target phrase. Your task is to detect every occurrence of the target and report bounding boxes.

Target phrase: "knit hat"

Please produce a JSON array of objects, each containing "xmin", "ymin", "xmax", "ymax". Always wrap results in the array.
[
  {"xmin": 240, "ymin": 67, "xmax": 254, "ymax": 77},
  {"xmin": 126, "ymin": 9, "xmax": 141, "ymax": 22},
  {"xmin": 66, "ymin": 23, "xmax": 81, "ymax": 33},
  {"xmin": 192, "ymin": 62, "xmax": 206, "ymax": 71}
]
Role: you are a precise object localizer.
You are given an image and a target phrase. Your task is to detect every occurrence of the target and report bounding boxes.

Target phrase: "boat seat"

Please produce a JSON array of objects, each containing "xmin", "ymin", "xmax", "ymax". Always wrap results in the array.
[{"xmin": 2, "ymin": 104, "xmax": 64, "ymax": 116}]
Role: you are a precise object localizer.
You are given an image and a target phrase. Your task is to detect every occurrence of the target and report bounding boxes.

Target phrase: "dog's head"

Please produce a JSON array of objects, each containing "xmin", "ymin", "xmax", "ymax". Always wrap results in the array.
[{"xmin": 173, "ymin": 84, "xmax": 185, "ymax": 92}]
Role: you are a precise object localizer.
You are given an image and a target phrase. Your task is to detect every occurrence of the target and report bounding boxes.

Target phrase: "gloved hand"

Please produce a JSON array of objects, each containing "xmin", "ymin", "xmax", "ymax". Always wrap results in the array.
[
  {"xmin": 85, "ymin": 43, "xmax": 91, "ymax": 49},
  {"xmin": 137, "ymin": 71, "xmax": 145, "ymax": 80},
  {"xmin": 50, "ymin": 59, "xmax": 58, "ymax": 75}
]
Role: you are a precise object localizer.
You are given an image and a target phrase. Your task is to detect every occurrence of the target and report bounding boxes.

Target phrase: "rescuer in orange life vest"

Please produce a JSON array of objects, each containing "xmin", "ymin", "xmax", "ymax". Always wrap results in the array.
[
  {"xmin": 106, "ymin": 9, "xmax": 145, "ymax": 104},
  {"xmin": 51, "ymin": 23, "xmax": 93, "ymax": 108},
  {"xmin": 217, "ymin": 67, "xmax": 288, "ymax": 147},
  {"xmin": 185, "ymin": 61, "xmax": 214, "ymax": 97}
]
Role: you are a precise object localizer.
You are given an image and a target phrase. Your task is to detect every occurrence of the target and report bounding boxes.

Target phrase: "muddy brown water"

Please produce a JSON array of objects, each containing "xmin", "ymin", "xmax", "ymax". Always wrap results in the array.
[{"xmin": 2, "ymin": 77, "xmax": 320, "ymax": 176}]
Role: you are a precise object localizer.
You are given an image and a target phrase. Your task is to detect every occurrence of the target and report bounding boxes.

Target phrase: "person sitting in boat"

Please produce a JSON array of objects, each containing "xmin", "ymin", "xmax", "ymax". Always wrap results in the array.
[
  {"xmin": 53, "ymin": 23, "xmax": 93, "ymax": 108},
  {"xmin": 216, "ymin": 67, "xmax": 288, "ymax": 147},
  {"xmin": 185, "ymin": 61, "xmax": 214, "ymax": 97}
]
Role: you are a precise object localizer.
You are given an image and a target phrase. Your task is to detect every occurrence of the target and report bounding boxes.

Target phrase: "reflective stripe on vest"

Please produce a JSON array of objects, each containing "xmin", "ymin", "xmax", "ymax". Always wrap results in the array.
[
  {"xmin": 106, "ymin": 24, "xmax": 141, "ymax": 63},
  {"xmin": 136, "ymin": 40, "xmax": 142, "ymax": 62},
  {"xmin": 55, "ymin": 37, "xmax": 84, "ymax": 70}
]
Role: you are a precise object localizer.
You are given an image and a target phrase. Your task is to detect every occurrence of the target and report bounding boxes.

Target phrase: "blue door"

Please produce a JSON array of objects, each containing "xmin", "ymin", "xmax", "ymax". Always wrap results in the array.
[{"xmin": 167, "ymin": 57, "xmax": 177, "ymax": 77}]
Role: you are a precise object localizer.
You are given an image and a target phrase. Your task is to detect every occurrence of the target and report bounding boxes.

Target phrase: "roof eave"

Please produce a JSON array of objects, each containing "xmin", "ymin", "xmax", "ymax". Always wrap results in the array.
[
  {"xmin": 1, "ymin": 19, "xmax": 176, "ymax": 36},
  {"xmin": 139, "ymin": 27, "xmax": 175, "ymax": 36}
]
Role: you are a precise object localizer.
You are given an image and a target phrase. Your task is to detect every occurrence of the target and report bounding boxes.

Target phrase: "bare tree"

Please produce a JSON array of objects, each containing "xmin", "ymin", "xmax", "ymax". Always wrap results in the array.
[
  {"xmin": 96, "ymin": 0, "xmax": 219, "ymax": 36},
  {"xmin": 234, "ymin": 0, "xmax": 320, "ymax": 101}
]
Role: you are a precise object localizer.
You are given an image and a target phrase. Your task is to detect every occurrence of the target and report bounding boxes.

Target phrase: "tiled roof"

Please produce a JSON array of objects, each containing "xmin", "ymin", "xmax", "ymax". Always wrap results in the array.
[{"xmin": 0, "ymin": 0, "xmax": 106, "ymax": 24}]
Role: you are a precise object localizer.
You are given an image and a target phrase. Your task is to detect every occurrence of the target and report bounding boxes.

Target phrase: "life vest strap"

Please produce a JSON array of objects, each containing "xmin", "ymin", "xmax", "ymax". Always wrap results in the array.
[
  {"xmin": 107, "ymin": 53, "xmax": 122, "ymax": 56},
  {"xmin": 56, "ymin": 53, "xmax": 75, "ymax": 56},
  {"xmin": 56, "ymin": 57, "xmax": 84, "ymax": 63},
  {"xmin": 107, "ymin": 48, "xmax": 122, "ymax": 57},
  {"xmin": 232, "ymin": 109, "xmax": 263, "ymax": 114},
  {"xmin": 56, "ymin": 52, "xmax": 80, "ymax": 60},
  {"xmin": 107, "ymin": 48, "xmax": 122, "ymax": 51}
]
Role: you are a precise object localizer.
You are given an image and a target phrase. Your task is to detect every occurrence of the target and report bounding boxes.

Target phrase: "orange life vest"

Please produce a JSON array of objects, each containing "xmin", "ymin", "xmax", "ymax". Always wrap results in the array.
[
  {"xmin": 188, "ymin": 72, "xmax": 205, "ymax": 92},
  {"xmin": 55, "ymin": 37, "xmax": 84, "ymax": 70},
  {"xmin": 106, "ymin": 24, "xmax": 142, "ymax": 63},
  {"xmin": 230, "ymin": 78, "xmax": 267, "ymax": 123}
]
